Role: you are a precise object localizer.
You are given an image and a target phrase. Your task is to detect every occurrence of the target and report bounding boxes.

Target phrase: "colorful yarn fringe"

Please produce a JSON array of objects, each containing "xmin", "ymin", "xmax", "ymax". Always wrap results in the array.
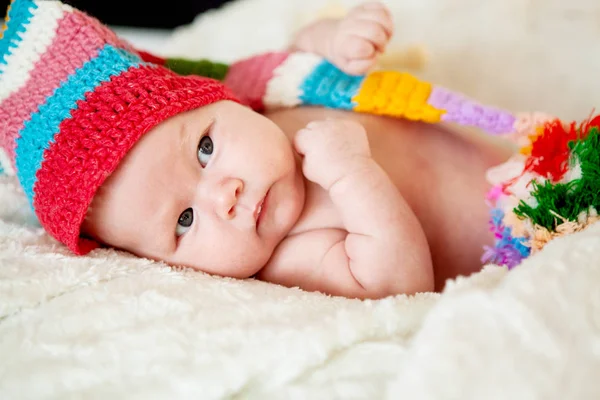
[{"xmin": 483, "ymin": 115, "xmax": 600, "ymax": 268}]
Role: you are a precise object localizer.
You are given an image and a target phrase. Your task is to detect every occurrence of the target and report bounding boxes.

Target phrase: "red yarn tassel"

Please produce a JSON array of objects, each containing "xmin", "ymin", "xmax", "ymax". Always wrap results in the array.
[
  {"xmin": 524, "ymin": 119, "xmax": 580, "ymax": 182},
  {"xmin": 579, "ymin": 113, "xmax": 600, "ymax": 134}
]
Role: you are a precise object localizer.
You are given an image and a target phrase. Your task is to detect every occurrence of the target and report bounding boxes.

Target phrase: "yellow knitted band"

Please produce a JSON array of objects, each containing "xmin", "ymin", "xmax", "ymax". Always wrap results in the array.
[{"xmin": 352, "ymin": 71, "xmax": 444, "ymax": 123}]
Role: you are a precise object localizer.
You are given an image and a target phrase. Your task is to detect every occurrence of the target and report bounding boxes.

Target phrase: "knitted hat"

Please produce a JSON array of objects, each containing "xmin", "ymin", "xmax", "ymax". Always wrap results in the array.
[{"xmin": 0, "ymin": 0, "xmax": 237, "ymax": 254}]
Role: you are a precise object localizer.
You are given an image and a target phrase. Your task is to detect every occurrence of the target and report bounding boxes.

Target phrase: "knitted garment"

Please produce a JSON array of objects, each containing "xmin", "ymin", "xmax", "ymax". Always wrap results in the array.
[
  {"xmin": 1, "ymin": 0, "xmax": 595, "ymax": 266},
  {"xmin": 0, "ymin": 0, "xmax": 237, "ymax": 254},
  {"xmin": 164, "ymin": 51, "xmax": 517, "ymax": 135},
  {"xmin": 482, "ymin": 115, "xmax": 600, "ymax": 268}
]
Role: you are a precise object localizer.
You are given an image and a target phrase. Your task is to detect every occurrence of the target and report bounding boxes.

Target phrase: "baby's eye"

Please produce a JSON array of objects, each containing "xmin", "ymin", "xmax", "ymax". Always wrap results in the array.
[
  {"xmin": 176, "ymin": 208, "xmax": 194, "ymax": 237},
  {"xmin": 197, "ymin": 136, "xmax": 213, "ymax": 167}
]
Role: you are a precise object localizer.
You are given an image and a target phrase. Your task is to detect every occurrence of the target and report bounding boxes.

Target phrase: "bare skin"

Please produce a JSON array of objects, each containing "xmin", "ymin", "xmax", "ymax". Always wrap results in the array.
[
  {"xmin": 82, "ymin": 2, "xmax": 513, "ymax": 298},
  {"xmin": 263, "ymin": 107, "xmax": 512, "ymax": 292},
  {"xmin": 83, "ymin": 100, "xmax": 512, "ymax": 298}
]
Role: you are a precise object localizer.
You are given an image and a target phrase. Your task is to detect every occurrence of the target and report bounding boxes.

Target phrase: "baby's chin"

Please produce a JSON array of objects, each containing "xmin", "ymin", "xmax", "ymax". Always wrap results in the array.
[
  {"xmin": 174, "ymin": 238, "xmax": 281, "ymax": 279},
  {"xmin": 190, "ymin": 253, "xmax": 273, "ymax": 280},
  {"xmin": 233, "ymin": 243, "xmax": 283, "ymax": 278}
]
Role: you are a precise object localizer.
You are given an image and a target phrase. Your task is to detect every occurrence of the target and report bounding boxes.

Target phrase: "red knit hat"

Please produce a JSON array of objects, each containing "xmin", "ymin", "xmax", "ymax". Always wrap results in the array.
[{"xmin": 0, "ymin": 0, "xmax": 238, "ymax": 254}]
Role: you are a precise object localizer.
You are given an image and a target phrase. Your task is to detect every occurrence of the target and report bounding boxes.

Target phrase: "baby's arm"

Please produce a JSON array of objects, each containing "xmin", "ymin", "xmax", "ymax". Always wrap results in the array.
[
  {"xmin": 262, "ymin": 119, "xmax": 433, "ymax": 299},
  {"xmin": 289, "ymin": 2, "xmax": 393, "ymax": 75}
]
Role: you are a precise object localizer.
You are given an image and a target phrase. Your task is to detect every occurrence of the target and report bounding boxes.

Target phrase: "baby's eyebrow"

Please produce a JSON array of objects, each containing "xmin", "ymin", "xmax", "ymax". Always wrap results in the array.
[
  {"xmin": 179, "ymin": 120, "xmax": 194, "ymax": 154},
  {"xmin": 149, "ymin": 197, "xmax": 181, "ymax": 254},
  {"xmin": 179, "ymin": 117, "xmax": 213, "ymax": 162}
]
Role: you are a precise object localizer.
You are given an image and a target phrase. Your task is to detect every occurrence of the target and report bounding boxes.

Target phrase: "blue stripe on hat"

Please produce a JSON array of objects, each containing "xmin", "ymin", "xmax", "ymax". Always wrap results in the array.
[
  {"xmin": 298, "ymin": 59, "xmax": 364, "ymax": 110},
  {"xmin": 0, "ymin": 0, "xmax": 38, "ymax": 69},
  {"xmin": 15, "ymin": 43, "xmax": 143, "ymax": 204}
]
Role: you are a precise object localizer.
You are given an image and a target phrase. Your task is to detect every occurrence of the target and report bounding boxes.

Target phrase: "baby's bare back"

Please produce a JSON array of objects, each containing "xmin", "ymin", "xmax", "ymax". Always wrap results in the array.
[{"xmin": 265, "ymin": 107, "xmax": 513, "ymax": 290}]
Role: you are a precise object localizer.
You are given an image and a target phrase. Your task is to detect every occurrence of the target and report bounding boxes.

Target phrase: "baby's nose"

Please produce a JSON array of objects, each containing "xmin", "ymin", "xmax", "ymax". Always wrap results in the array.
[{"xmin": 213, "ymin": 177, "xmax": 244, "ymax": 220}]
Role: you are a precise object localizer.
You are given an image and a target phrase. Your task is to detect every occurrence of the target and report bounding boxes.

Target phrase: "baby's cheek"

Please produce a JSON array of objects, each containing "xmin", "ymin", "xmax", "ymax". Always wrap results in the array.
[{"xmin": 174, "ymin": 235, "xmax": 270, "ymax": 279}]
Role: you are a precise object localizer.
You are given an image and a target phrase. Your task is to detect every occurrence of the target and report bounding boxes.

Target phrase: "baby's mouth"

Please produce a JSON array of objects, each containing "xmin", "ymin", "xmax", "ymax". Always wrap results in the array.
[{"xmin": 254, "ymin": 189, "xmax": 270, "ymax": 228}]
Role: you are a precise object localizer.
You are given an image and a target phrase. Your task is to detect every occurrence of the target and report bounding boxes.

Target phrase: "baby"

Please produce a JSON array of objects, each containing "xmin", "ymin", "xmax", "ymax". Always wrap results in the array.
[{"xmin": 0, "ymin": 0, "xmax": 513, "ymax": 299}]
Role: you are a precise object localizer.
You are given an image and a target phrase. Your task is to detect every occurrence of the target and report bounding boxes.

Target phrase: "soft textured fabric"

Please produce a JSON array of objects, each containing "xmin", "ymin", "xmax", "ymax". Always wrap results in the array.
[{"xmin": 1, "ymin": 174, "xmax": 600, "ymax": 399}]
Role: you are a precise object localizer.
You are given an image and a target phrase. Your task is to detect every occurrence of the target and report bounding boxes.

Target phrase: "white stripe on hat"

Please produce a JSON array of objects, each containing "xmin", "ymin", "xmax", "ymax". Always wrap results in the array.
[{"xmin": 0, "ymin": 1, "xmax": 72, "ymax": 102}]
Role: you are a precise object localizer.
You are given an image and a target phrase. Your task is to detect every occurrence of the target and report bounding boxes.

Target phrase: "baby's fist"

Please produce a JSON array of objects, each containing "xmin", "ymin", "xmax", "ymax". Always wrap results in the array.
[
  {"xmin": 294, "ymin": 119, "xmax": 371, "ymax": 190},
  {"xmin": 329, "ymin": 2, "xmax": 393, "ymax": 75}
]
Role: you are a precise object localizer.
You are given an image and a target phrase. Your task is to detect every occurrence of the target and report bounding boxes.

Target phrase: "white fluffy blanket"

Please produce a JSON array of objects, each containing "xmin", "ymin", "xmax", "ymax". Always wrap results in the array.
[{"xmin": 2, "ymin": 0, "xmax": 600, "ymax": 398}]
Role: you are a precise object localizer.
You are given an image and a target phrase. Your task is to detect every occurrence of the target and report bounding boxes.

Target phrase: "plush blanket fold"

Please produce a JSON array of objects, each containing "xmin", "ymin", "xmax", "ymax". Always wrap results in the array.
[{"xmin": 1, "ymin": 174, "xmax": 599, "ymax": 399}]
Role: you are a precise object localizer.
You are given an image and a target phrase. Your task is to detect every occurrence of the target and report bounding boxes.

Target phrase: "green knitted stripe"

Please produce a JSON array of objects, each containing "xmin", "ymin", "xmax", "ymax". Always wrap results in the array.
[
  {"xmin": 165, "ymin": 58, "xmax": 229, "ymax": 81},
  {"xmin": 514, "ymin": 127, "xmax": 600, "ymax": 230}
]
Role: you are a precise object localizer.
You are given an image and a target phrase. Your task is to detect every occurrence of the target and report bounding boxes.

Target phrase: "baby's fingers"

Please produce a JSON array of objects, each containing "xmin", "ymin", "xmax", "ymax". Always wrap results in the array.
[
  {"xmin": 343, "ymin": 19, "xmax": 389, "ymax": 52},
  {"xmin": 342, "ymin": 58, "xmax": 377, "ymax": 76},
  {"xmin": 337, "ymin": 36, "xmax": 376, "ymax": 61},
  {"xmin": 293, "ymin": 120, "xmax": 339, "ymax": 155},
  {"xmin": 350, "ymin": 2, "xmax": 394, "ymax": 39},
  {"xmin": 293, "ymin": 126, "xmax": 317, "ymax": 156}
]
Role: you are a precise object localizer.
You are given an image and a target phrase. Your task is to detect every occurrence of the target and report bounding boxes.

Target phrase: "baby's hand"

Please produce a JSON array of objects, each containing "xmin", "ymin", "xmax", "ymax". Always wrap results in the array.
[
  {"xmin": 329, "ymin": 2, "xmax": 393, "ymax": 75},
  {"xmin": 294, "ymin": 119, "xmax": 371, "ymax": 191}
]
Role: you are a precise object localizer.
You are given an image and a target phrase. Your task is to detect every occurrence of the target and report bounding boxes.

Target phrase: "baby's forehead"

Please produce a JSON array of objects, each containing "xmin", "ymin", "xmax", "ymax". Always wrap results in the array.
[
  {"xmin": 88, "ymin": 126, "xmax": 182, "ymax": 211},
  {"xmin": 86, "ymin": 166, "xmax": 176, "ymax": 256}
]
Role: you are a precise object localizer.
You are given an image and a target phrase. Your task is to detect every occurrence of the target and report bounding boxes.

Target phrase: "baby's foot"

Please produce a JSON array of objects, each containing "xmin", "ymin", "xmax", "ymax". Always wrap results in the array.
[{"xmin": 329, "ymin": 2, "xmax": 394, "ymax": 75}]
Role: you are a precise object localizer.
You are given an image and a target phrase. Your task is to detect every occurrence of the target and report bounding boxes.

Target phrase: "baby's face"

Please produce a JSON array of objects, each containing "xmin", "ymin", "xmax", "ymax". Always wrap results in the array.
[{"xmin": 84, "ymin": 100, "xmax": 305, "ymax": 278}]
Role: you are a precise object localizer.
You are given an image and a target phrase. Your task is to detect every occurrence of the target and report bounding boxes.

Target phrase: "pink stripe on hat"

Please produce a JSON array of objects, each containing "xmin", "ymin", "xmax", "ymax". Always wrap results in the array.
[{"xmin": 0, "ymin": 8, "xmax": 133, "ymax": 167}]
